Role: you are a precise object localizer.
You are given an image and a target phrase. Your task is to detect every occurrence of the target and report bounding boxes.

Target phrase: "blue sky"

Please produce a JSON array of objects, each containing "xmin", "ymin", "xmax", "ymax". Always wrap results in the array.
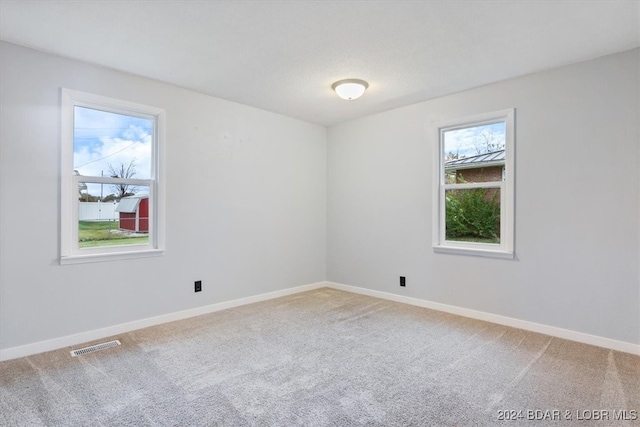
[
  {"xmin": 443, "ymin": 121, "xmax": 505, "ymax": 160},
  {"xmin": 73, "ymin": 106, "xmax": 152, "ymax": 183}
]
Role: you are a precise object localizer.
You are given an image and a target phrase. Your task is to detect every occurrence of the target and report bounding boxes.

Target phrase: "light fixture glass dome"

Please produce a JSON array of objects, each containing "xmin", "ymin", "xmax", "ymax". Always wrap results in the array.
[{"xmin": 331, "ymin": 79, "xmax": 369, "ymax": 100}]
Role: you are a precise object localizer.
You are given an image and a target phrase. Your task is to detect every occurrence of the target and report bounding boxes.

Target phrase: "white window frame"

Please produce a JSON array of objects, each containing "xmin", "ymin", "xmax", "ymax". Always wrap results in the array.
[
  {"xmin": 432, "ymin": 108, "xmax": 515, "ymax": 259},
  {"xmin": 60, "ymin": 88, "xmax": 165, "ymax": 264}
]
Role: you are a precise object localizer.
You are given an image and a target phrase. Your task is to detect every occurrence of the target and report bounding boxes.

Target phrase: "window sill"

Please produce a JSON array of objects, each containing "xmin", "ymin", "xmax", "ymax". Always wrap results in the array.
[
  {"xmin": 60, "ymin": 249, "xmax": 164, "ymax": 265},
  {"xmin": 433, "ymin": 245, "xmax": 514, "ymax": 259}
]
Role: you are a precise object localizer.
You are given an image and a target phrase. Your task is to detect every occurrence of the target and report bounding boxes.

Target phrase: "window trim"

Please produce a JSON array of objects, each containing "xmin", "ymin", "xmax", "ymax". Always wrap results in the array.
[
  {"xmin": 60, "ymin": 88, "xmax": 165, "ymax": 264},
  {"xmin": 432, "ymin": 108, "xmax": 515, "ymax": 259}
]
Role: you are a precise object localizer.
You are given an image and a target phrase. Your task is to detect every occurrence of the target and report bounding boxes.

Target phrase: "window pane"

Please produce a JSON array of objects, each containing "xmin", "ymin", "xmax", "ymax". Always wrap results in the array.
[
  {"xmin": 445, "ymin": 187, "xmax": 500, "ymax": 244},
  {"xmin": 443, "ymin": 122, "xmax": 506, "ymax": 183},
  {"xmin": 73, "ymin": 106, "xmax": 153, "ymax": 179},
  {"xmin": 78, "ymin": 182, "xmax": 150, "ymax": 248}
]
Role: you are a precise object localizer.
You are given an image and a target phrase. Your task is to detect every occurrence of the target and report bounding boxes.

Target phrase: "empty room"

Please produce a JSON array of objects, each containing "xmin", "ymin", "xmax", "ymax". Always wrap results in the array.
[{"xmin": 0, "ymin": 1, "xmax": 639, "ymax": 426}]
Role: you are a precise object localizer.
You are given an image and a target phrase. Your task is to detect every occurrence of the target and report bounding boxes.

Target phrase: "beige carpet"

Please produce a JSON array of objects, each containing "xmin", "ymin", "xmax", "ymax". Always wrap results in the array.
[{"xmin": 0, "ymin": 288, "xmax": 638, "ymax": 426}]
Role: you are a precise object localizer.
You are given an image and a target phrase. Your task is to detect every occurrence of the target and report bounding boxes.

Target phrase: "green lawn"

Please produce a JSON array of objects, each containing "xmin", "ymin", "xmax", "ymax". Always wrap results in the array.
[{"xmin": 78, "ymin": 221, "xmax": 148, "ymax": 248}]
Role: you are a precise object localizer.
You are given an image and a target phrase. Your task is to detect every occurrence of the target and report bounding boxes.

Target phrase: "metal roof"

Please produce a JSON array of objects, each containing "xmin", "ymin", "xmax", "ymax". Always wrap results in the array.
[
  {"xmin": 115, "ymin": 197, "xmax": 142, "ymax": 213},
  {"xmin": 445, "ymin": 150, "xmax": 505, "ymax": 170}
]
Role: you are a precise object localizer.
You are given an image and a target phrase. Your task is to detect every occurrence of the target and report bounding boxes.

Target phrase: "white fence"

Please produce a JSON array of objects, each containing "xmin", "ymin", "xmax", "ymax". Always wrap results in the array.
[{"xmin": 78, "ymin": 202, "xmax": 118, "ymax": 221}]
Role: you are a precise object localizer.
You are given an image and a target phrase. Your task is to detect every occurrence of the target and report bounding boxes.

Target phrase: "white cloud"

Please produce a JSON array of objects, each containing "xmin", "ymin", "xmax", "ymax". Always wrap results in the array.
[{"xmin": 75, "ymin": 134, "xmax": 151, "ymax": 179}]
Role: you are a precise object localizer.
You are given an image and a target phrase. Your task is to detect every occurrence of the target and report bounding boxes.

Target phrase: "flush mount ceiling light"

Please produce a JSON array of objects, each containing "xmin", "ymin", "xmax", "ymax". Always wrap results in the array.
[{"xmin": 331, "ymin": 79, "xmax": 369, "ymax": 100}]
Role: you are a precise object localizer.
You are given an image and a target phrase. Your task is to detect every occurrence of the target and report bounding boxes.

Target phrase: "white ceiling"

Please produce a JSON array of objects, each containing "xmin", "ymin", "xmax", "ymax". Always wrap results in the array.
[{"xmin": 1, "ymin": 1, "xmax": 639, "ymax": 126}]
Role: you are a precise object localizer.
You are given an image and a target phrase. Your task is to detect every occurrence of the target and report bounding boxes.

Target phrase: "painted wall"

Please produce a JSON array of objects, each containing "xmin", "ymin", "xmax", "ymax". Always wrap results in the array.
[
  {"xmin": 0, "ymin": 42, "xmax": 327, "ymax": 351},
  {"xmin": 327, "ymin": 49, "xmax": 640, "ymax": 345},
  {"xmin": 1, "ymin": 42, "xmax": 638, "ymax": 356}
]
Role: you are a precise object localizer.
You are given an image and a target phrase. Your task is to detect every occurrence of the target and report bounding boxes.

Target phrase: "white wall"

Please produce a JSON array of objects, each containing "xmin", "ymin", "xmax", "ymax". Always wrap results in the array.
[
  {"xmin": 1, "ymin": 42, "xmax": 638, "ymax": 357},
  {"xmin": 0, "ymin": 42, "xmax": 327, "ymax": 352},
  {"xmin": 327, "ymin": 49, "xmax": 640, "ymax": 345}
]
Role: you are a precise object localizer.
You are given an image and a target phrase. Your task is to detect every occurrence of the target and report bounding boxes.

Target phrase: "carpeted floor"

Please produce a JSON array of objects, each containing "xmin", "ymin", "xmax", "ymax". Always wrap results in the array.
[{"xmin": 0, "ymin": 288, "xmax": 638, "ymax": 426}]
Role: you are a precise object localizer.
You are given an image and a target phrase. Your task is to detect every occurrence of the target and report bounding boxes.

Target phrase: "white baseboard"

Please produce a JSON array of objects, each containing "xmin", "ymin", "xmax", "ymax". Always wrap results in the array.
[
  {"xmin": 324, "ymin": 281, "xmax": 640, "ymax": 356},
  {"xmin": 3, "ymin": 280, "xmax": 637, "ymax": 361},
  {"xmin": 0, "ymin": 281, "xmax": 326, "ymax": 362}
]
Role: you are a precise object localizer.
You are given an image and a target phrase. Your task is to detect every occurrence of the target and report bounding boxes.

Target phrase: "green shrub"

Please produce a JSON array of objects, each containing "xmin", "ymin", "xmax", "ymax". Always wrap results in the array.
[{"xmin": 445, "ymin": 188, "xmax": 500, "ymax": 243}]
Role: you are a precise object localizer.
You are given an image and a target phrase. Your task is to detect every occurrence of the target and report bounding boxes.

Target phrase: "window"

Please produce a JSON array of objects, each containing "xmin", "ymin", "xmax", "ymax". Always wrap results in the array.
[
  {"xmin": 61, "ymin": 89, "xmax": 165, "ymax": 264},
  {"xmin": 433, "ymin": 109, "xmax": 514, "ymax": 258}
]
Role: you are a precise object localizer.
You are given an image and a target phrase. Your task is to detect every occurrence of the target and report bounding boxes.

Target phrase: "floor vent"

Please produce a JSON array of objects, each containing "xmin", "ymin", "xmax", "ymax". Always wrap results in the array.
[{"xmin": 70, "ymin": 340, "xmax": 121, "ymax": 357}]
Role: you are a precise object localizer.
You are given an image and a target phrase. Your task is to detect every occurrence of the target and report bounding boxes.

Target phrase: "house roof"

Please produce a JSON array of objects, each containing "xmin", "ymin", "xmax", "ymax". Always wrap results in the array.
[{"xmin": 445, "ymin": 150, "xmax": 505, "ymax": 170}]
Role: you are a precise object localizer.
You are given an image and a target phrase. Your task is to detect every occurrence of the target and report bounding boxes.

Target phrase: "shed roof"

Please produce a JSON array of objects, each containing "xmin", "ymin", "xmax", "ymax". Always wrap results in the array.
[
  {"xmin": 115, "ymin": 196, "xmax": 146, "ymax": 213},
  {"xmin": 115, "ymin": 198, "xmax": 140, "ymax": 213},
  {"xmin": 445, "ymin": 150, "xmax": 505, "ymax": 170}
]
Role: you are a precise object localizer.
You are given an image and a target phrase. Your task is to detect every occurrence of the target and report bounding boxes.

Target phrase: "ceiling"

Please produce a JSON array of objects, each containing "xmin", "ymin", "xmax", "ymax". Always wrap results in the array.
[{"xmin": 1, "ymin": 1, "xmax": 639, "ymax": 127}]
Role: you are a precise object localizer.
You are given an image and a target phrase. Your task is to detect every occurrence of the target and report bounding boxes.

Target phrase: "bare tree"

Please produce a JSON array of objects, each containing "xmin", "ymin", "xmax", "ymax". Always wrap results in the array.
[
  {"xmin": 108, "ymin": 159, "xmax": 137, "ymax": 199},
  {"xmin": 471, "ymin": 130, "xmax": 505, "ymax": 155},
  {"xmin": 445, "ymin": 150, "xmax": 460, "ymax": 162}
]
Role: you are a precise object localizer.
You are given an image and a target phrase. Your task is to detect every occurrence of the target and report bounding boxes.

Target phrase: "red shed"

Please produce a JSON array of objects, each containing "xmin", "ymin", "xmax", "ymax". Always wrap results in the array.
[{"xmin": 116, "ymin": 196, "xmax": 149, "ymax": 232}]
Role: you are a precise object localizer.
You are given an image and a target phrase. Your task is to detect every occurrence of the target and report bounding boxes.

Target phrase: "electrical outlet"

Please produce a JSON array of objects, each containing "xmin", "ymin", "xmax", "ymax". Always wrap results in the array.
[
  {"xmin": 194, "ymin": 280, "xmax": 202, "ymax": 292},
  {"xmin": 400, "ymin": 276, "xmax": 406, "ymax": 287}
]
